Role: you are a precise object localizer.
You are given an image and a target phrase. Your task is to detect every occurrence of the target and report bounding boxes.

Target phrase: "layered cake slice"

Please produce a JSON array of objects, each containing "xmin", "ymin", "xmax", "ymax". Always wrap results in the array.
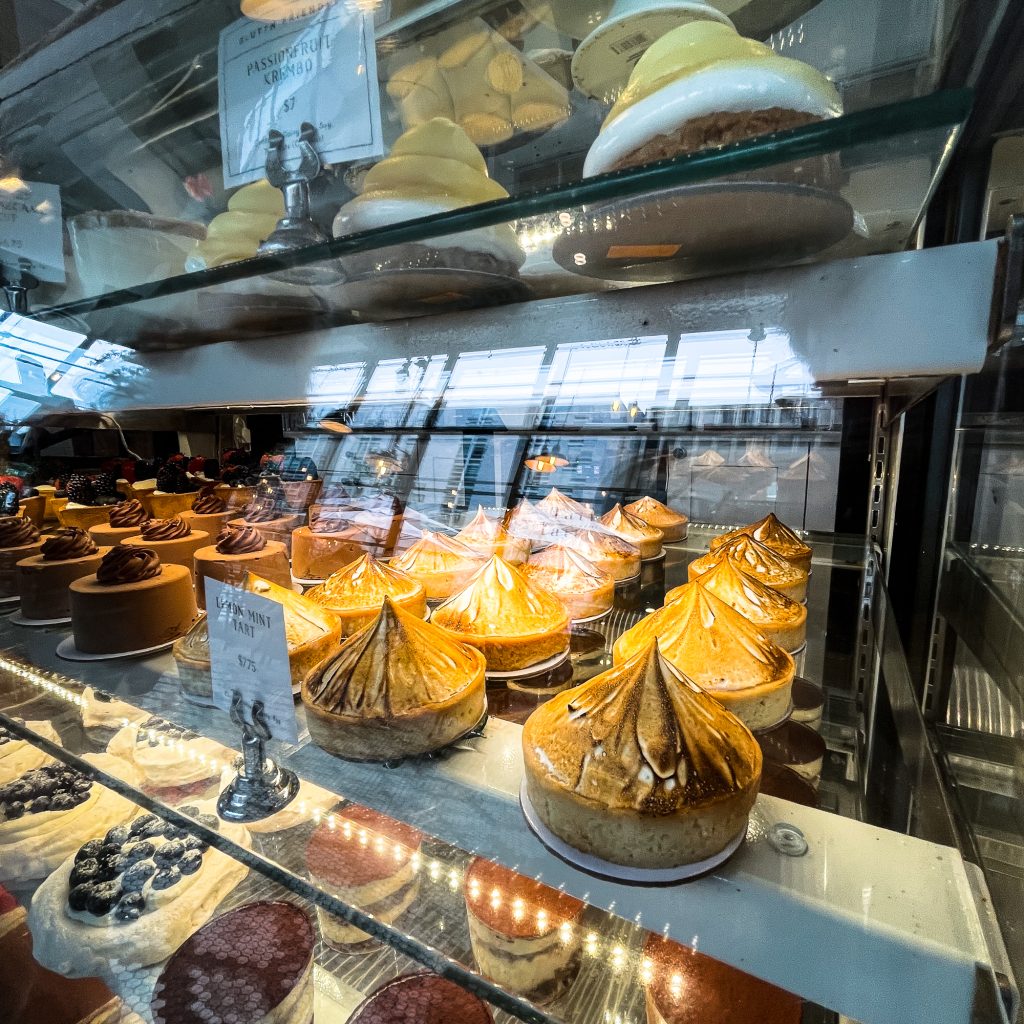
[
  {"xmin": 390, "ymin": 530, "xmax": 487, "ymax": 601},
  {"xmin": 193, "ymin": 525, "xmax": 291, "ymax": 609},
  {"xmin": 613, "ymin": 583, "xmax": 794, "ymax": 729},
  {"xmin": 710, "ymin": 512, "xmax": 813, "ymax": 572},
  {"xmin": 16, "ymin": 528, "xmax": 106, "ymax": 620},
  {"xmin": 688, "ymin": 534, "xmax": 807, "ymax": 602},
  {"xmin": 303, "ymin": 597, "xmax": 486, "ymax": 760},
  {"xmin": 624, "ymin": 496, "xmax": 688, "ymax": 542}
]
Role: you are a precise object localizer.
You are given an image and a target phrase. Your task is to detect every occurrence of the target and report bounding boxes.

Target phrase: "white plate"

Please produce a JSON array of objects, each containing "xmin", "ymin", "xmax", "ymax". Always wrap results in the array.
[
  {"xmin": 56, "ymin": 636, "xmax": 177, "ymax": 662},
  {"xmin": 10, "ymin": 612, "xmax": 71, "ymax": 627},
  {"xmin": 521, "ymin": 780, "xmax": 746, "ymax": 883},
  {"xmin": 485, "ymin": 648, "xmax": 571, "ymax": 680}
]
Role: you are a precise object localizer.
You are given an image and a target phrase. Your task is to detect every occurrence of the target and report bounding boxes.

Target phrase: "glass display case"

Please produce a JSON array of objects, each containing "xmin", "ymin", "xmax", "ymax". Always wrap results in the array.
[{"xmin": 1, "ymin": 1, "xmax": 1022, "ymax": 1023}]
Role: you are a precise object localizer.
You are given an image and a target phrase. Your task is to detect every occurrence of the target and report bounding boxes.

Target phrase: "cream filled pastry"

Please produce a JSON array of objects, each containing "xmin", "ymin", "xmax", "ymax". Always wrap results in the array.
[
  {"xmin": 305, "ymin": 554, "xmax": 426, "ymax": 637},
  {"xmin": 688, "ymin": 534, "xmax": 807, "ymax": 602},
  {"xmin": 613, "ymin": 584, "xmax": 794, "ymax": 730},
  {"xmin": 306, "ymin": 803, "xmax": 423, "ymax": 952},
  {"xmin": 0, "ymin": 719, "xmax": 59, "ymax": 782},
  {"xmin": 668, "ymin": 560, "xmax": 806, "ymax": 652},
  {"xmin": 623, "ymin": 496, "xmax": 688, "ymax": 542},
  {"xmin": 523, "ymin": 642, "xmax": 761, "ymax": 868},
  {"xmin": 598, "ymin": 503, "xmax": 664, "ymax": 560},
  {"xmin": 31, "ymin": 803, "xmax": 249, "ymax": 996},
  {"xmin": 390, "ymin": 530, "xmax": 487, "ymax": 601},
  {"xmin": 456, "ymin": 506, "xmax": 530, "ymax": 564},
  {"xmin": 185, "ymin": 179, "xmax": 284, "ymax": 271},
  {"xmin": 0, "ymin": 753, "xmax": 141, "ymax": 883},
  {"xmin": 432, "ymin": 555, "xmax": 569, "ymax": 671},
  {"xmin": 710, "ymin": 512, "xmax": 813, "ymax": 572},
  {"xmin": 583, "ymin": 21, "xmax": 842, "ymax": 177},
  {"xmin": 522, "ymin": 544, "xmax": 613, "ymax": 622},
  {"xmin": 333, "ymin": 118, "xmax": 524, "ymax": 275},
  {"xmin": 303, "ymin": 597, "xmax": 486, "ymax": 761}
]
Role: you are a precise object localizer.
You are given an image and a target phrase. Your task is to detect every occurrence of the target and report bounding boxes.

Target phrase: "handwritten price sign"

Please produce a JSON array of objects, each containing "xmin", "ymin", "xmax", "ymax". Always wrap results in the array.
[{"xmin": 205, "ymin": 578, "xmax": 298, "ymax": 743}]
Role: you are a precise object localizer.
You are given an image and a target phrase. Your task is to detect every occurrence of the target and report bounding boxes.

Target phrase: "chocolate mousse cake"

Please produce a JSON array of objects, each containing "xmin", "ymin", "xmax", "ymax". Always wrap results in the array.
[
  {"xmin": 456, "ymin": 506, "xmax": 530, "ymax": 564},
  {"xmin": 16, "ymin": 529, "xmax": 106, "ymax": 620},
  {"xmin": 523, "ymin": 642, "xmax": 761, "ymax": 868},
  {"xmin": 123, "ymin": 516, "xmax": 209, "ymax": 579},
  {"xmin": 391, "ymin": 530, "xmax": 487, "ymax": 601},
  {"xmin": 598, "ymin": 503, "xmax": 664, "ymax": 560},
  {"xmin": 228, "ymin": 501, "xmax": 301, "ymax": 555},
  {"xmin": 643, "ymin": 932, "xmax": 802, "ymax": 1024},
  {"xmin": 29, "ymin": 802, "xmax": 249, "ymax": 985},
  {"xmin": 521, "ymin": 544, "xmax": 614, "ymax": 621},
  {"xmin": 88, "ymin": 498, "xmax": 150, "ymax": 546},
  {"xmin": 150, "ymin": 901, "xmax": 314, "ymax": 1024},
  {"xmin": 193, "ymin": 525, "xmax": 291, "ymax": 609},
  {"xmin": 305, "ymin": 553, "xmax": 426, "ymax": 637},
  {"xmin": 623, "ymin": 496, "xmax": 688, "ymax": 542},
  {"xmin": 306, "ymin": 803, "xmax": 423, "ymax": 951},
  {"xmin": 614, "ymin": 584, "xmax": 794, "ymax": 730},
  {"xmin": 432, "ymin": 555, "xmax": 570, "ymax": 671},
  {"xmin": 349, "ymin": 974, "xmax": 493, "ymax": 1024},
  {"xmin": 184, "ymin": 487, "xmax": 233, "ymax": 537},
  {"xmin": 0, "ymin": 516, "xmax": 43, "ymax": 598},
  {"xmin": 711, "ymin": 512, "xmax": 813, "ymax": 573},
  {"xmin": 465, "ymin": 857, "xmax": 584, "ymax": 1000},
  {"xmin": 303, "ymin": 597, "xmax": 486, "ymax": 760},
  {"xmin": 0, "ymin": 719, "xmax": 59, "ymax": 782},
  {"xmin": 688, "ymin": 534, "xmax": 807, "ymax": 602},
  {"xmin": 69, "ymin": 546, "xmax": 199, "ymax": 655}
]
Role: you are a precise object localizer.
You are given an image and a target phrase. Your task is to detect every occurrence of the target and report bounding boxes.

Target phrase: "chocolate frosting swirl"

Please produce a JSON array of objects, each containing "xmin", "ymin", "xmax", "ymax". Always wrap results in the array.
[
  {"xmin": 216, "ymin": 525, "xmax": 266, "ymax": 555},
  {"xmin": 140, "ymin": 516, "xmax": 191, "ymax": 541},
  {"xmin": 241, "ymin": 502, "xmax": 280, "ymax": 524},
  {"xmin": 0, "ymin": 516, "xmax": 40, "ymax": 548},
  {"xmin": 192, "ymin": 490, "xmax": 226, "ymax": 513},
  {"xmin": 41, "ymin": 527, "xmax": 98, "ymax": 561},
  {"xmin": 96, "ymin": 545, "xmax": 162, "ymax": 585},
  {"xmin": 108, "ymin": 499, "xmax": 149, "ymax": 528}
]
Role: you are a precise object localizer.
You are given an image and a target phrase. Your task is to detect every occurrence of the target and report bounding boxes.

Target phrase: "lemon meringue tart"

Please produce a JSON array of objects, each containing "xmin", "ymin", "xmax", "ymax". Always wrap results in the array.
[
  {"xmin": 623, "ymin": 496, "xmax": 688, "ymax": 542},
  {"xmin": 613, "ymin": 584, "xmax": 794, "ymax": 729},
  {"xmin": 505, "ymin": 498, "xmax": 557, "ymax": 551},
  {"xmin": 523, "ymin": 642, "xmax": 761, "ymax": 868},
  {"xmin": 303, "ymin": 597, "xmax": 486, "ymax": 760},
  {"xmin": 669, "ymin": 560, "xmax": 806, "ymax": 652},
  {"xmin": 390, "ymin": 530, "xmax": 486, "ymax": 601},
  {"xmin": 598, "ymin": 503, "xmax": 664, "ymax": 560},
  {"xmin": 559, "ymin": 525, "xmax": 640, "ymax": 582},
  {"xmin": 710, "ymin": 513, "xmax": 813, "ymax": 572},
  {"xmin": 522, "ymin": 544, "xmax": 614, "ymax": 622},
  {"xmin": 535, "ymin": 487, "xmax": 593, "ymax": 521},
  {"xmin": 432, "ymin": 555, "xmax": 569, "ymax": 671},
  {"xmin": 688, "ymin": 534, "xmax": 807, "ymax": 602},
  {"xmin": 456, "ymin": 506, "xmax": 530, "ymax": 564},
  {"xmin": 305, "ymin": 553, "xmax": 426, "ymax": 636}
]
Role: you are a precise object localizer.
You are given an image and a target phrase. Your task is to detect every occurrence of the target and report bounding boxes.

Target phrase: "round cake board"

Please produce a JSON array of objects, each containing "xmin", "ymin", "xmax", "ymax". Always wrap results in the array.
[
  {"xmin": 521, "ymin": 781, "xmax": 746, "ymax": 883},
  {"xmin": 9, "ymin": 612, "xmax": 71, "ymax": 627},
  {"xmin": 0, "ymin": 594, "xmax": 20, "ymax": 607},
  {"xmin": 571, "ymin": 607, "xmax": 613, "ymax": 625},
  {"xmin": 485, "ymin": 648, "xmax": 571, "ymax": 681},
  {"xmin": 56, "ymin": 636, "xmax": 177, "ymax": 662},
  {"xmin": 552, "ymin": 182, "xmax": 853, "ymax": 283}
]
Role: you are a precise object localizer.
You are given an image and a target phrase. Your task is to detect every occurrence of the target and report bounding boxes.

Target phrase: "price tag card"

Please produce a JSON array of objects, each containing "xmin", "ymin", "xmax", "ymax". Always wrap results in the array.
[
  {"xmin": 0, "ymin": 180, "xmax": 64, "ymax": 283},
  {"xmin": 218, "ymin": 3, "xmax": 383, "ymax": 188},
  {"xmin": 205, "ymin": 578, "xmax": 299, "ymax": 744}
]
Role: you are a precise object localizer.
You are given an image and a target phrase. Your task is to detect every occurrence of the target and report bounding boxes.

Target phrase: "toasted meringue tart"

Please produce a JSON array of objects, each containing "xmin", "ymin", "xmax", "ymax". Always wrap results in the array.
[
  {"xmin": 432, "ymin": 556, "xmax": 570, "ymax": 671},
  {"xmin": 688, "ymin": 534, "xmax": 807, "ymax": 602},
  {"xmin": 558, "ymin": 526, "xmax": 640, "ymax": 582},
  {"xmin": 305, "ymin": 553, "xmax": 426, "ymax": 636},
  {"xmin": 623, "ymin": 496, "xmax": 688, "ymax": 542},
  {"xmin": 535, "ymin": 487, "xmax": 593, "ymax": 522},
  {"xmin": 390, "ymin": 531, "xmax": 486, "ymax": 601},
  {"xmin": 711, "ymin": 513, "xmax": 812, "ymax": 572},
  {"xmin": 613, "ymin": 584, "xmax": 794, "ymax": 729},
  {"xmin": 668, "ymin": 560, "xmax": 806, "ymax": 652},
  {"xmin": 505, "ymin": 498, "xmax": 558, "ymax": 551},
  {"xmin": 598, "ymin": 503, "xmax": 664, "ymax": 560},
  {"xmin": 456, "ymin": 506, "xmax": 530, "ymax": 564},
  {"xmin": 302, "ymin": 597, "xmax": 486, "ymax": 760},
  {"xmin": 523, "ymin": 642, "xmax": 761, "ymax": 868},
  {"xmin": 522, "ymin": 544, "xmax": 614, "ymax": 621}
]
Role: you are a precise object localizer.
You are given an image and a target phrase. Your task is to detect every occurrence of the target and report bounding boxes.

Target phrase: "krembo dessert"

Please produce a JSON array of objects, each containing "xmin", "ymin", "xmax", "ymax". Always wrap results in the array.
[
  {"xmin": 688, "ymin": 534, "xmax": 807, "ymax": 602},
  {"xmin": 193, "ymin": 525, "xmax": 291, "ymax": 609},
  {"xmin": 432, "ymin": 555, "xmax": 570, "ymax": 671},
  {"xmin": 0, "ymin": 516, "xmax": 43, "ymax": 598},
  {"xmin": 613, "ymin": 584, "xmax": 794, "ymax": 729},
  {"xmin": 185, "ymin": 179, "xmax": 284, "ymax": 271},
  {"xmin": 69, "ymin": 547, "xmax": 199, "ymax": 655},
  {"xmin": 333, "ymin": 118, "xmax": 524, "ymax": 279},
  {"xmin": 16, "ymin": 529, "xmax": 106, "ymax": 620},
  {"xmin": 303, "ymin": 597, "xmax": 486, "ymax": 761},
  {"xmin": 88, "ymin": 498, "xmax": 150, "ymax": 546},
  {"xmin": 598, "ymin": 503, "xmax": 664, "ymax": 560},
  {"xmin": 623, "ymin": 496, "xmax": 688, "ymax": 542},
  {"xmin": 523, "ymin": 642, "xmax": 761, "ymax": 868},
  {"xmin": 521, "ymin": 544, "xmax": 613, "ymax": 621},
  {"xmin": 390, "ymin": 530, "xmax": 486, "ymax": 601},
  {"xmin": 123, "ymin": 516, "xmax": 208, "ymax": 578},
  {"xmin": 583, "ymin": 21, "xmax": 842, "ymax": 177},
  {"xmin": 306, "ymin": 554, "xmax": 426, "ymax": 637},
  {"xmin": 710, "ymin": 512, "xmax": 813, "ymax": 572}
]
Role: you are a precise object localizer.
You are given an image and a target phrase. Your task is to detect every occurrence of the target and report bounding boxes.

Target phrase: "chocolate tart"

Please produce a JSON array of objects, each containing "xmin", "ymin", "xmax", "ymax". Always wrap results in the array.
[
  {"xmin": 791, "ymin": 677, "xmax": 824, "ymax": 731},
  {"xmin": 16, "ymin": 530, "xmax": 106, "ymax": 620},
  {"xmin": 755, "ymin": 718, "xmax": 826, "ymax": 787},
  {"xmin": 688, "ymin": 534, "xmax": 807, "ymax": 602},
  {"xmin": 759, "ymin": 761, "xmax": 818, "ymax": 807},
  {"xmin": 624, "ymin": 496, "xmax": 688, "ymax": 542},
  {"xmin": 391, "ymin": 530, "xmax": 487, "ymax": 601}
]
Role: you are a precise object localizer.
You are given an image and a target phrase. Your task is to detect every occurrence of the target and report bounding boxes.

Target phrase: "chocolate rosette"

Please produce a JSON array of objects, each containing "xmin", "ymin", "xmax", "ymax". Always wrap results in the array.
[
  {"xmin": 215, "ymin": 525, "xmax": 266, "ymax": 555},
  {"xmin": 108, "ymin": 499, "xmax": 149, "ymax": 528},
  {"xmin": 140, "ymin": 516, "xmax": 192, "ymax": 541},
  {"xmin": 41, "ymin": 527, "xmax": 99, "ymax": 561},
  {"xmin": 192, "ymin": 489, "xmax": 226, "ymax": 514},
  {"xmin": 96, "ymin": 546, "xmax": 162, "ymax": 585},
  {"xmin": 240, "ymin": 502, "xmax": 280, "ymax": 524},
  {"xmin": 0, "ymin": 516, "xmax": 41, "ymax": 548}
]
